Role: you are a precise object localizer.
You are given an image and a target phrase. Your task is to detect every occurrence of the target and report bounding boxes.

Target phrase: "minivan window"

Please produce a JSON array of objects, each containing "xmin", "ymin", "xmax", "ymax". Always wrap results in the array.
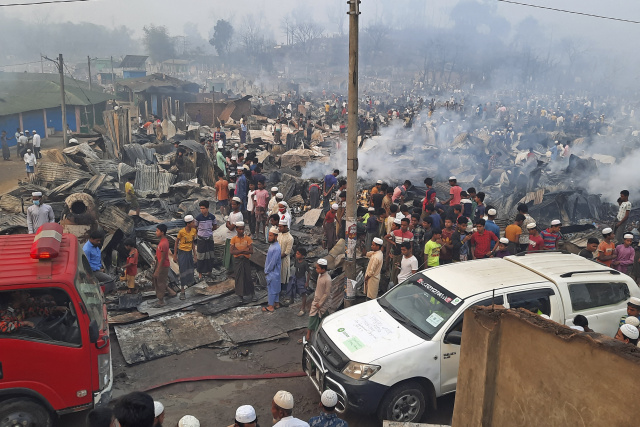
[
  {"xmin": 568, "ymin": 282, "xmax": 630, "ymax": 311},
  {"xmin": 0, "ymin": 288, "xmax": 81, "ymax": 345},
  {"xmin": 507, "ymin": 288, "xmax": 555, "ymax": 316},
  {"xmin": 379, "ymin": 274, "xmax": 464, "ymax": 339}
]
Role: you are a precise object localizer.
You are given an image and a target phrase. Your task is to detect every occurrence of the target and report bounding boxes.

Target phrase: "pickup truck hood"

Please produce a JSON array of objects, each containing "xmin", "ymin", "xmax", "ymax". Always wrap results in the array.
[{"xmin": 322, "ymin": 299, "xmax": 425, "ymax": 363}]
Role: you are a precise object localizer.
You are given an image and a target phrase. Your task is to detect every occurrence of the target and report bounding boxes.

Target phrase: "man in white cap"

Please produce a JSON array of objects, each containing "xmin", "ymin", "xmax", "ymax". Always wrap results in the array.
[
  {"xmin": 615, "ymin": 323, "xmax": 639, "ymax": 346},
  {"xmin": 230, "ymin": 404, "xmax": 258, "ymax": 427},
  {"xmin": 173, "ymin": 215, "xmax": 197, "ymax": 299},
  {"xmin": 526, "ymin": 223, "xmax": 544, "ymax": 252},
  {"xmin": 597, "ymin": 227, "xmax": 616, "ymax": 267},
  {"xmin": 264, "ymin": 226, "xmax": 281, "ymax": 313},
  {"xmin": 485, "ymin": 208, "xmax": 500, "ymax": 249},
  {"xmin": 267, "ymin": 187, "xmax": 279, "ymax": 217},
  {"xmin": 153, "ymin": 401, "xmax": 165, "ymax": 427},
  {"xmin": 271, "ymin": 390, "xmax": 309, "ymax": 427},
  {"xmin": 228, "ymin": 197, "xmax": 244, "ymax": 234},
  {"xmin": 23, "ymin": 148, "xmax": 36, "ymax": 181},
  {"xmin": 303, "ymin": 259, "xmax": 331, "ymax": 343},
  {"xmin": 32, "ymin": 129, "xmax": 41, "ymax": 159},
  {"xmin": 441, "ymin": 176, "xmax": 462, "ymax": 206},
  {"xmin": 270, "ymin": 193, "xmax": 284, "ymax": 216},
  {"xmin": 178, "ymin": 415, "xmax": 200, "ymax": 427},
  {"xmin": 615, "ymin": 190, "xmax": 631, "ymax": 245},
  {"xmin": 613, "ymin": 233, "xmax": 635, "ymax": 274},
  {"xmin": 230, "ymin": 221, "xmax": 255, "ymax": 303},
  {"xmin": 278, "ymin": 218, "xmax": 294, "ymax": 295},
  {"xmin": 308, "ymin": 390, "xmax": 347, "ymax": 427},
  {"xmin": 364, "ymin": 237, "xmax": 384, "ymax": 300},
  {"xmin": 27, "ymin": 191, "xmax": 55, "ymax": 234},
  {"xmin": 278, "ymin": 201, "xmax": 292, "ymax": 229},
  {"xmin": 540, "ymin": 219, "xmax": 563, "ymax": 250},
  {"xmin": 494, "ymin": 237, "xmax": 511, "ymax": 258},
  {"xmin": 17, "ymin": 131, "xmax": 27, "ymax": 157},
  {"xmin": 323, "ymin": 204, "xmax": 339, "ymax": 250}
]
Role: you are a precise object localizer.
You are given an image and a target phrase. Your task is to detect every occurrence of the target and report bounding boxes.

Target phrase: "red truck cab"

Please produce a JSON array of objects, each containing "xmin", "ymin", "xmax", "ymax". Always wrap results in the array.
[{"xmin": 0, "ymin": 223, "xmax": 112, "ymax": 426}]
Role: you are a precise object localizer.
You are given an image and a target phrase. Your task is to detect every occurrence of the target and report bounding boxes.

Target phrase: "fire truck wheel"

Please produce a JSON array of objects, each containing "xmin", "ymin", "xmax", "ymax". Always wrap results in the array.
[{"xmin": 0, "ymin": 398, "xmax": 52, "ymax": 427}]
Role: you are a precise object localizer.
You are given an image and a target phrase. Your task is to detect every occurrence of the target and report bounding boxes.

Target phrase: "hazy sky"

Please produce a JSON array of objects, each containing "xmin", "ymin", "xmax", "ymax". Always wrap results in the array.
[{"xmin": 4, "ymin": 0, "xmax": 640, "ymax": 50}]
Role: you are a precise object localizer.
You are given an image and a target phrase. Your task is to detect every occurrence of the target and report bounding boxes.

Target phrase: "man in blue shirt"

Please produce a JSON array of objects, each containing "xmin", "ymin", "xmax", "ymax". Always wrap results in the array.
[
  {"xmin": 82, "ymin": 230, "xmax": 115, "ymax": 293},
  {"xmin": 309, "ymin": 390, "xmax": 347, "ymax": 427},
  {"xmin": 323, "ymin": 169, "xmax": 339, "ymax": 213},
  {"xmin": 235, "ymin": 167, "xmax": 248, "ymax": 212},
  {"xmin": 485, "ymin": 208, "xmax": 501, "ymax": 249}
]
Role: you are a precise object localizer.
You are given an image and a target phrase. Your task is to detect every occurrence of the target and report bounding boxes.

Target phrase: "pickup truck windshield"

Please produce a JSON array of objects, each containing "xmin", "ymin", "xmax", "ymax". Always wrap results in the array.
[
  {"xmin": 379, "ymin": 274, "xmax": 464, "ymax": 339},
  {"xmin": 75, "ymin": 253, "xmax": 105, "ymax": 331}
]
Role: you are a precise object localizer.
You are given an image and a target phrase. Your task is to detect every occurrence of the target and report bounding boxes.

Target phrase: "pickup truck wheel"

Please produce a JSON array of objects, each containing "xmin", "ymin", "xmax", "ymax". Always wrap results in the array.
[
  {"xmin": 0, "ymin": 399, "xmax": 52, "ymax": 427},
  {"xmin": 377, "ymin": 381, "xmax": 427, "ymax": 423}
]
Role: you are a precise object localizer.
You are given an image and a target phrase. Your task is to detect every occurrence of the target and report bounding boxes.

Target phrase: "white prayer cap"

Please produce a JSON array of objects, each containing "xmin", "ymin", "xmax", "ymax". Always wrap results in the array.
[
  {"xmin": 231, "ymin": 156, "xmax": 237, "ymax": 160},
  {"xmin": 550, "ymin": 219, "xmax": 561, "ymax": 226},
  {"xmin": 237, "ymin": 166, "xmax": 244, "ymax": 170},
  {"xmin": 278, "ymin": 201, "xmax": 288, "ymax": 207},
  {"xmin": 273, "ymin": 390, "xmax": 295, "ymax": 410},
  {"xmin": 26, "ymin": 149, "xmax": 32, "ymax": 153},
  {"xmin": 376, "ymin": 180, "xmax": 383, "ymax": 184},
  {"xmin": 178, "ymin": 415, "xmax": 200, "ymax": 427},
  {"xmin": 487, "ymin": 208, "xmax": 497, "ymax": 216},
  {"xmin": 235, "ymin": 221, "xmax": 245, "ymax": 227},
  {"xmin": 570, "ymin": 326, "xmax": 584, "ymax": 332},
  {"xmin": 271, "ymin": 187, "xmax": 279, "ymax": 192},
  {"xmin": 628, "ymin": 297, "xmax": 640, "ymax": 308},
  {"xmin": 373, "ymin": 237, "xmax": 384, "ymax": 245},
  {"xmin": 539, "ymin": 314, "xmax": 551, "ymax": 320},
  {"xmin": 276, "ymin": 193, "xmax": 284, "ymax": 199},
  {"xmin": 317, "ymin": 258, "xmax": 328, "ymax": 266},
  {"xmin": 32, "ymin": 192, "xmax": 42, "ymax": 197},
  {"xmin": 621, "ymin": 324, "xmax": 640, "ymax": 340},
  {"xmin": 624, "ymin": 233, "xmax": 634, "ymax": 240},
  {"xmin": 602, "ymin": 227, "xmax": 613, "ymax": 235},
  {"xmin": 232, "ymin": 196, "xmax": 242, "ymax": 203},
  {"xmin": 32, "ymin": 130, "xmax": 36, "ymax": 133},
  {"xmin": 235, "ymin": 405, "xmax": 257, "ymax": 423},
  {"xmin": 449, "ymin": 176, "xmax": 456, "ymax": 180},
  {"xmin": 499, "ymin": 237, "xmax": 509, "ymax": 245},
  {"xmin": 527, "ymin": 222, "xmax": 537, "ymax": 229},
  {"xmin": 229, "ymin": 172, "xmax": 236, "ymax": 177},
  {"xmin": 20, "ymin": 131, "xmax": 23, "ymax": 135},
  {"xmin": 394, "ymin": 217, "xmax": 402, "ymax": 225},
  {"xmin": 625, "ymin": 316, "xmax": 640, "ymax": 327},
  {"xmin": 279, "ymin": 219, "xmax": 289, "ymax": 226},
  {"xmin": 368, "ymin": 207, "xmax": 375, "ymax": 212},
  {"xmin": 184, "ymin": 215, "xmax": 194, "ymax": 223},
  {"xmin": 331, "ymin": 203, "xmax": 339, "ymax": 210},
  {"xmin": 321, "ymin": 390, "xmax": 338, "ymax": 407},
  {"xmin": 235, "ymin": 143, "xmax": 239, "ymax": 147},
  {"xmin": 154, "ymin": 401, "xmax": 164, "ymax": 417},
  {"xmin": 269, "ymin": 226, "xmax": 280, "ymax": 235}
]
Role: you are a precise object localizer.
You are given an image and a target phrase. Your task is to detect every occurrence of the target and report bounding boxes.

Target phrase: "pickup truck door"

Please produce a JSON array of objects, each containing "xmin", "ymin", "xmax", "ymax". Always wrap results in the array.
[
  {"xmin": 440, "ymin": 294, "xmax": 504, "ymax": 394},
  {"xmin": 561, "ymin": 281, "xmax": 631, "ymax": 337},
  {"xmin": 504, "ymin": 286, "xmax": 564, "ymax": 323}
]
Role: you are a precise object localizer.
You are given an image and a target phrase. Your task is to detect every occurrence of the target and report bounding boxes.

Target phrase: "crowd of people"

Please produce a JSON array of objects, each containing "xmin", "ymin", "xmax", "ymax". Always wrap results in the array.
[{"xmin": 85, "ymin": 389, "xmax": 348, "ymax": 427}]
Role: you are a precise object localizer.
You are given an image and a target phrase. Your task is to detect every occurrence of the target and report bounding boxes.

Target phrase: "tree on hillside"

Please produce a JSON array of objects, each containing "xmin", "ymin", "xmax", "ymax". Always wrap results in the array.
[
  {"xmin": 209, "ymin": 19, "xmax": 234, "ymax": 57},
  {"xmin": 143, "ymin": 25, "xmax": 176, "ymax": 62}
]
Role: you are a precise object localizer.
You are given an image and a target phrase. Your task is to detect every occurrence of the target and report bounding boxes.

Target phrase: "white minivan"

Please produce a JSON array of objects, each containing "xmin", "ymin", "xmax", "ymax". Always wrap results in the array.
[{"xmin": 302, "ymin": 252, "xmax": 639, "ymax": 422}]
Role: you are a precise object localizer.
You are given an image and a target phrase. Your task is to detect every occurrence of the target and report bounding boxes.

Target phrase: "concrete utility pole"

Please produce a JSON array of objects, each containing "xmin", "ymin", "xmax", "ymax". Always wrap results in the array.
[
  {"xmin": 59, "ymin": 54, "xmax": 68, "ymax": 147},
  {"xmin": 88, "ymin": 56, "xmax": 96, "ymax": 127},
  {"xmin": 344, "ymin": 0, "xmax": 360, "ymax": 305}
]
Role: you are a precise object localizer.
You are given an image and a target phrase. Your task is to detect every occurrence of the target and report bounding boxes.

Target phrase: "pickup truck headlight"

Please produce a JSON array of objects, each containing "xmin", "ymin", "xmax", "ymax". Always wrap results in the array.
[{"xmin": 342, "ymin": 361, "xmax": 380, "ymax": 380}]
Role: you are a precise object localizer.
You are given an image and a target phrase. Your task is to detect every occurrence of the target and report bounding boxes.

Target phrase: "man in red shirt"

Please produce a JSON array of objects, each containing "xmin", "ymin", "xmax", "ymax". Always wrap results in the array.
[
  {"xmin": 153, "ymin": 224, "xmax": 175, "ymax": 307},
  {"xmin": 442, "ymin": 176, "xmax": 462, "ymax": 206},
  {"xmin": 526, "ymin": 222, "xmax": 545, "ymax": 252},
  {"xmin": 470, "ymin": 219, "xmax": 499, "ymax": 259}
]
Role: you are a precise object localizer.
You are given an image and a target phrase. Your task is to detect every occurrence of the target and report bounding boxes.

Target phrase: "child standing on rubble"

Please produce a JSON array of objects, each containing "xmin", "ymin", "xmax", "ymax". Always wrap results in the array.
[
  {"xmin": 254, "ymin": 181, "xmax": 270, "ymax": 242},
  {"xmin": 123, "ymin": 239, "xmax": 138, "ymax": 294},
  {"xmin": 125, "ymin": 176, "xmax": 140, "ymax": 216},
  {"xmin": 285, "ymin": 248, "xmax": 309, "ymax": 317}
]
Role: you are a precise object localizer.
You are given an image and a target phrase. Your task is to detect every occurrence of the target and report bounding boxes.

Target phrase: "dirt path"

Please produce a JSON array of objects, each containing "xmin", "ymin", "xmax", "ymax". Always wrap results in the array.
[{"xmin": 0, "ymin": 136, "xmax": 65, "ymax": 194}]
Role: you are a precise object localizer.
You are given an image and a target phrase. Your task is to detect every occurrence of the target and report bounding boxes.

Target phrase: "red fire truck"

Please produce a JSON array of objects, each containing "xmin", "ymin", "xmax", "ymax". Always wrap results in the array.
[{"xmin": 0, "ymin": 223, "xmax": 112, "ymax": 426}]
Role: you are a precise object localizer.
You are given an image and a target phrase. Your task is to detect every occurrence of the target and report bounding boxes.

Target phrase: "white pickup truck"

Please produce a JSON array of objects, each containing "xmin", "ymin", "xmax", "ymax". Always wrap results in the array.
[{"xmin": 303, "ymin": 252, "xmax": 639, "ymax": 423}]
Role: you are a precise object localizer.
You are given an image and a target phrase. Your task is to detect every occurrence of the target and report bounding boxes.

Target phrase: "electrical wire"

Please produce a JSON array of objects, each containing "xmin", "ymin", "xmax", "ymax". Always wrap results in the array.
[
  {"xmin": 62, "ymin": 62, "xmax": 94, "ymax": 104},
  {"xmin": 0, "ymin": 60, "xmax": 44, "ymax": 69},
  {"xmin": 0, "ymin": 0, "xmax": 92, "ymax": 7},
  {"xmin": 496, "ymin": 0, "xmax": 640, "ymax": 24}
]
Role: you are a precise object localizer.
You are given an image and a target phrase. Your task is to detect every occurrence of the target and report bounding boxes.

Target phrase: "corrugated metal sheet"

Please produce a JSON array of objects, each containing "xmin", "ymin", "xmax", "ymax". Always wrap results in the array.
[
  {"xmin": 118, "ymin": 163, "xmax": 137, "ymax": 181},
  {"xmin": 63, "ymin": 142, "xmax": 101, "ymax": 160},
  {"xmin": 98, "ymin": 205, "xmax": 134, "ymax": 235},
  {"xmin": 85, "ymin": 158, "xmax": 120, "ymax": 177},
  {"xmin": 123, "ymin": 144, "xmax": 156, "ymax": 166},
  {"xmin": 0, "ymin": 195, "xmax": 25, "ymax": 214},
  {"xmin": 178, "ymin": 139, "xmax": 206, "ymax": 154},
  {"xmin": 134, "ymin": 161, "xmax": 176, "ymax": 196},
  {"xmin": 0, "ymin": 213, "xmax": 27, "ymax": 234},
  {"xmin": 48, "ymin": 179, "xmax": 88, "ymax": 201},
  {"xmin": 35, "ymin": 162, "xmax": 93, "ymax": 186},
  {"xmin": 84, "ymin": 174, "xmax": 112, "ymax": 195}
]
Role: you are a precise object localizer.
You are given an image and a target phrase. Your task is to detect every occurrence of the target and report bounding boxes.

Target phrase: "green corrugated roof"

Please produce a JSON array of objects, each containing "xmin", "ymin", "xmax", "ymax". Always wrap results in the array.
[{"xmin": 0, "ymin": 72, "xmax": 114, "ymax": 116}]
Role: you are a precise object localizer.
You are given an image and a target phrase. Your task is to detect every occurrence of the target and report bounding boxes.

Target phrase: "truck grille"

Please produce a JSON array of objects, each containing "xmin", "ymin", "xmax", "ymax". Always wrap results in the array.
[{"xmin": 315, "ymin": 329, "xmax": 349, "ymax": 370}]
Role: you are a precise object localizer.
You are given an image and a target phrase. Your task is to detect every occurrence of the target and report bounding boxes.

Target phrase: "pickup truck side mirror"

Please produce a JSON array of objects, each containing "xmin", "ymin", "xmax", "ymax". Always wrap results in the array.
[
  {"xmin": 444, "ymin": 330, "xmax": 462, "ymax": 345},
  {"xmin": 89, "ymin": 320, "xmax": 99, "ymax": 344}
]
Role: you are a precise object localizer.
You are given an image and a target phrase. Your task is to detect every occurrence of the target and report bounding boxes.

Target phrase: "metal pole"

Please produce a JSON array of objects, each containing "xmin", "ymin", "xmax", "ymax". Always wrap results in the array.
[
  {"xmin": 59, "ymin": 54, "xmax": 68, "ymax": 147},
  {"xmin": 212, "ymin": 86, "xmax": 216, "ymax": 128},
  {"xmin": 88, "ymin": 56, "xmax": 96, "ymax": 127},
  {"xmin": 344, "ymin": 0, "xmax": 359, "ymax": 307},
  {"xmin": 110, "ymin": 56, "xmax": 115, "ymax": 93}
]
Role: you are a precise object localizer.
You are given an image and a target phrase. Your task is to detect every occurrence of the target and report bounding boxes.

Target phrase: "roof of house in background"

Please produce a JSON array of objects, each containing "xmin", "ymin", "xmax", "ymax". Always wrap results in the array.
[
  {"xmin": 115, "ymin": 73, "xmax": 199, "ymax": 93},
  {"xmin": 0, "ymin": 72, "xmax": 114, "ymax": 116},
  {"xmin": 119, "ymin": 55, "xmax": 149, "ymax": 69}
]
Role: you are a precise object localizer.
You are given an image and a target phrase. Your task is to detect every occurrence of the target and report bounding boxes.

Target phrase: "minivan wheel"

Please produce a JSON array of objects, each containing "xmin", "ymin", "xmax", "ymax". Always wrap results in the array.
[
  {"xmin": 0, "ymin": 399, "xmax": 52, "ymax": 427},
  {"xmin": 377, "ymin": 381, "xmax": 427, "ymax": 423}
]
